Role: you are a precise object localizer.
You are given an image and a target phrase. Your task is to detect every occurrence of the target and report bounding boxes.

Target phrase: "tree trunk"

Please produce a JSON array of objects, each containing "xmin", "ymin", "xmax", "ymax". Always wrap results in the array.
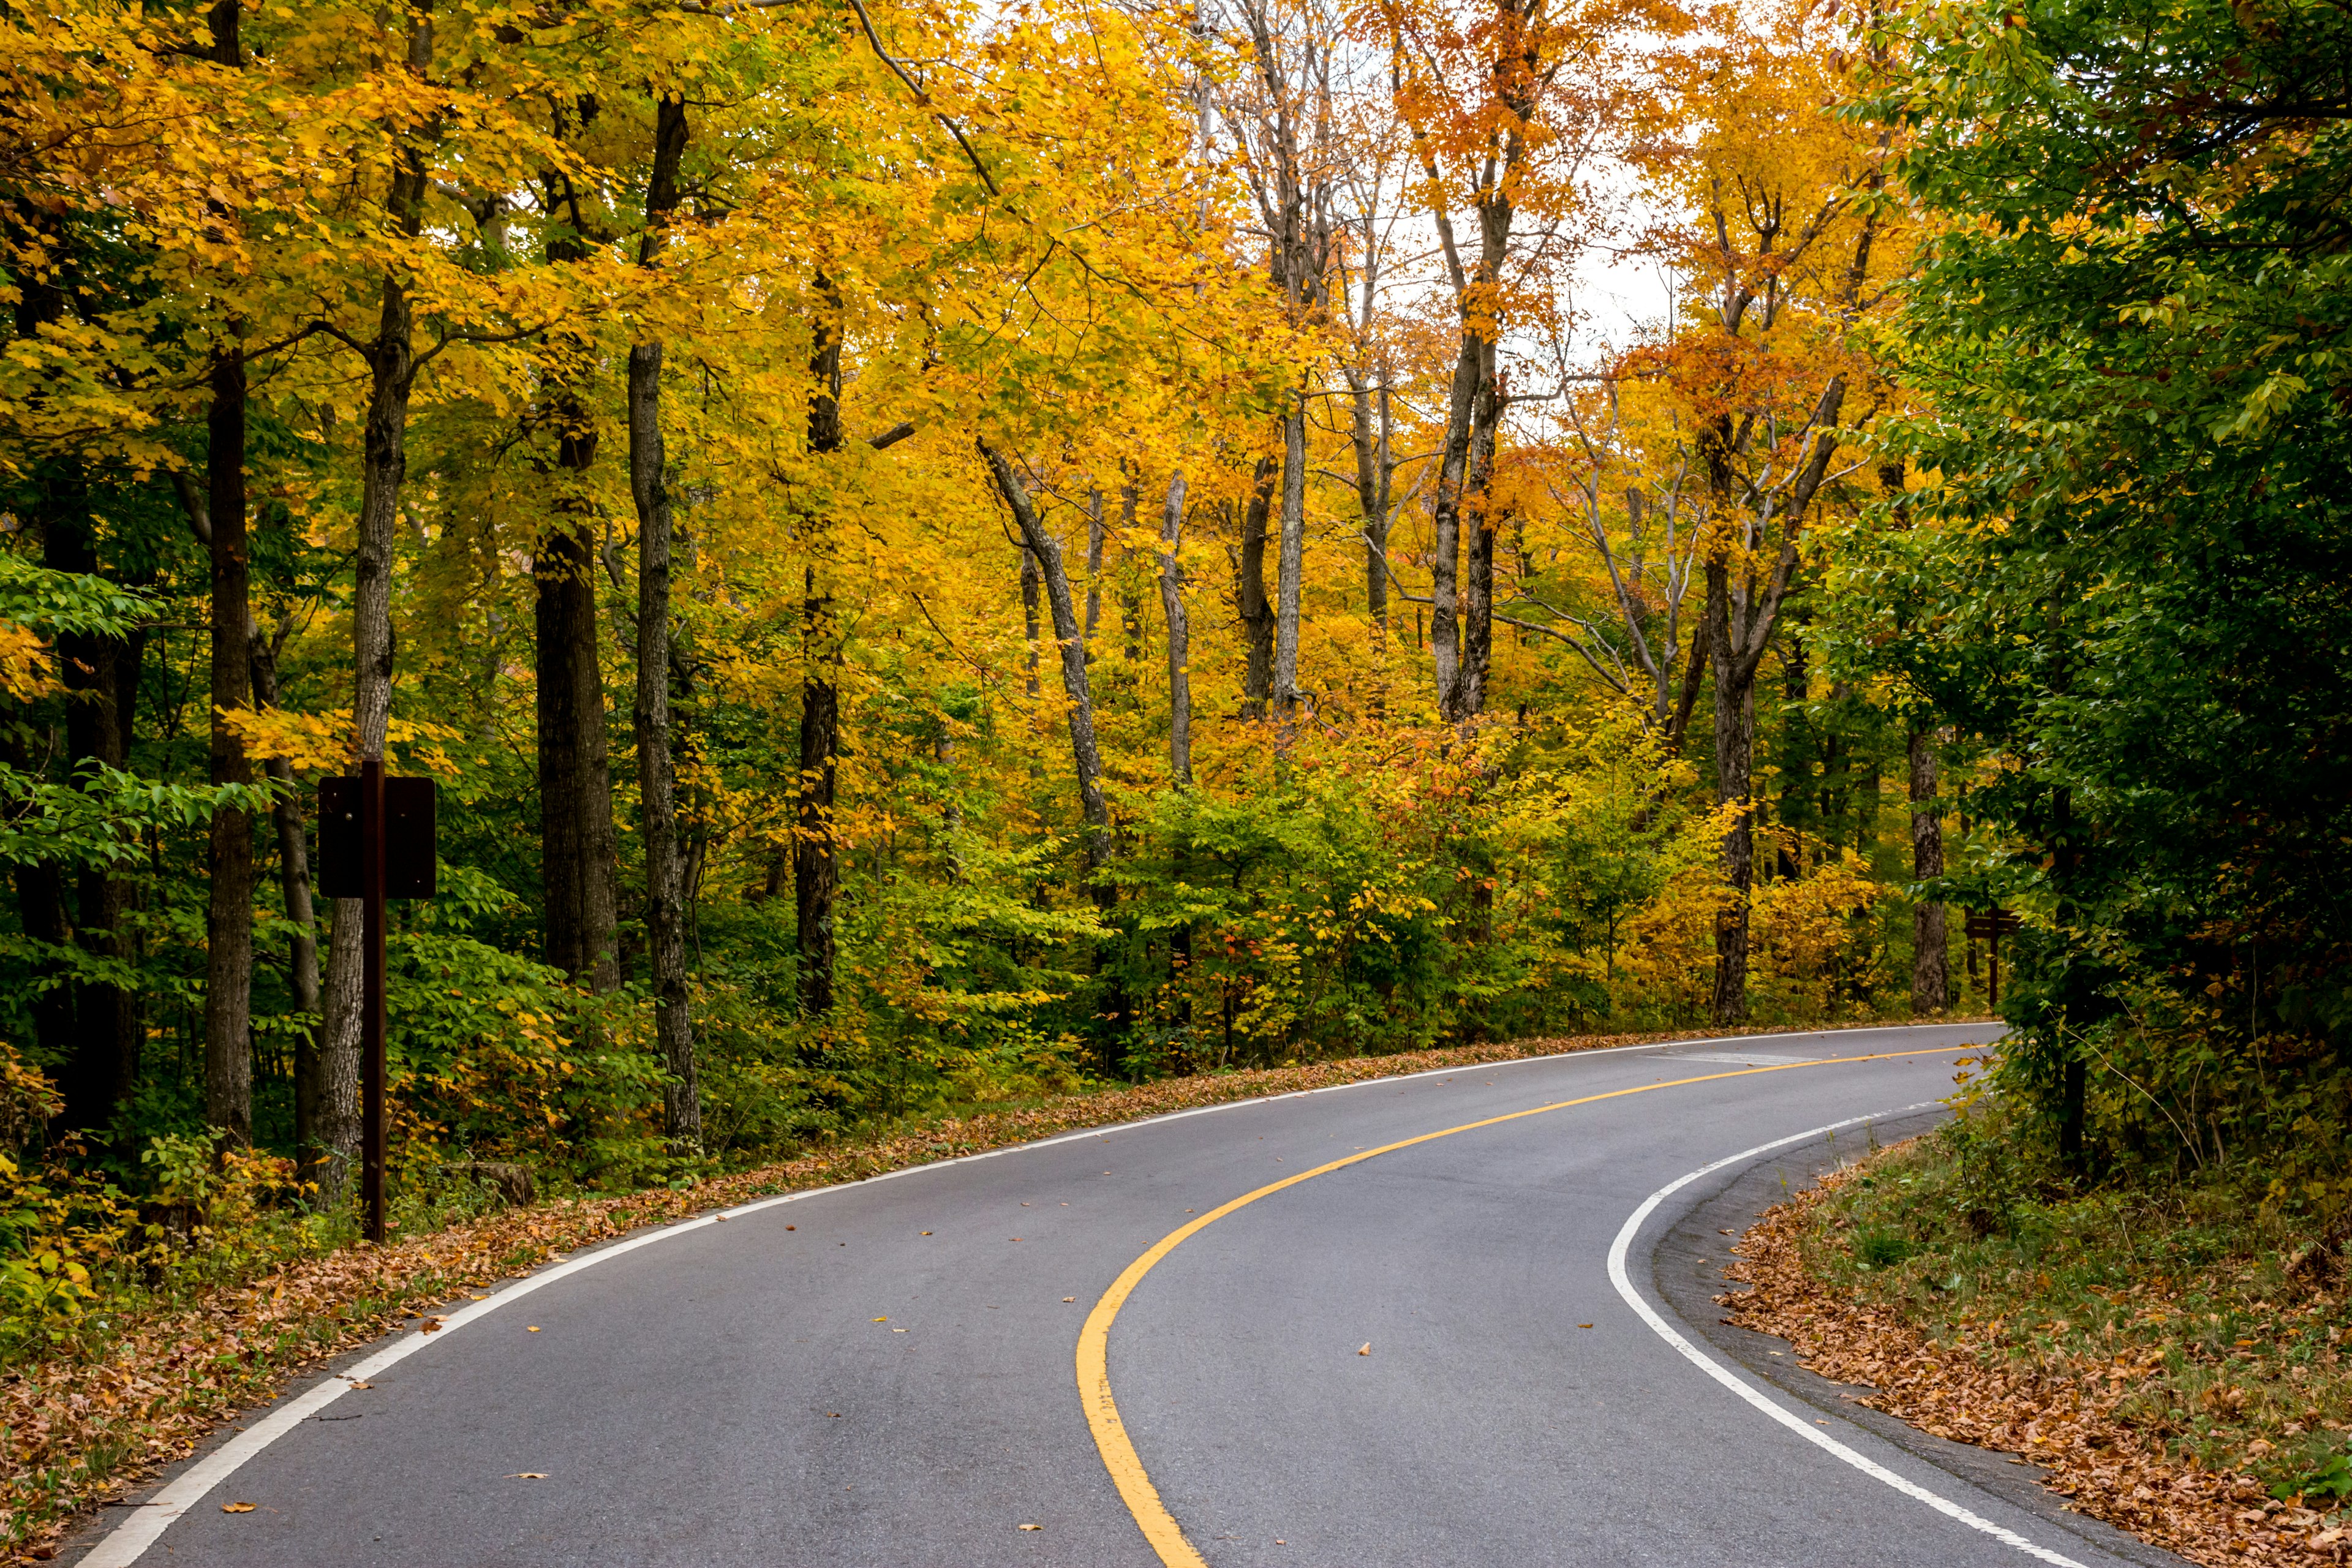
[
  {"xmin": 1909, "ymin": 725, "xmax": 1948, "ymax": 1015},
  {"xmin": 797, "ymin": 288, "xmax": 845, "ymax": 1020},
  {"xmin": 249, "ymin": 628, "xmax": 321, "ymax": 1167},
  {"xmin": 533, "ymin": 143, "xmax": 620, "ymax": 994},
  {"xmin": 1158, "ymin": 472, "xmax": 1192, "ymax": 786},
  {"xmin": 1237, "ymin": 456, "xmax": 1276, "ymax": 719},
  {"xmin": 203, "ymin": 341, "xmax": 254, "ymax": 1144},
  {"xmin": 1696, "ymin": 377, "xmax": 1846, "ymax": 1025},
  {"xmin": 630, "ymin": 90, "xmax": 696, "ymax": 1142},
  {"xmin": 534, "ymin": 520, "xmax": 617, "ymax": 989},
  {"xmin": 1273, "ymin": 390, "xmax": 1307, "ymax": 736},
  {"xmin": 16, "ymin": 235, "xmax": 141, "ymax": 1136},
  {"xmin": 1458, "ymin": 358, "xmax": 1500, "ymax": 722},
  {"xmin": 43, "ymin": 491, "xmax": 145, "ymax": 1136},
  {"xmin": 1345, "ymin": 371, "xmax": 1392, "ymax": 630},
  {"xmin": 318, "ymin": 36, "xmax": 431, "ymax": 1204},
  {"xmin": 981, "ymin": 442, "xmax": 1112, "ymax": 884},
  {"xmin": 1709, "ymin": 592, "xmax": 1755, "ymax": 1027},
  {"xmin": 1428, "ymin": 331, "xmax": 1480, "ymax": 721},
  {"xmin": 1019, "ymin": 545, "xmax": 1043, "ymax": 701},
  {"xmin": 1083, "ymin": 489, "xmax": 1106, "ymax": 648}
]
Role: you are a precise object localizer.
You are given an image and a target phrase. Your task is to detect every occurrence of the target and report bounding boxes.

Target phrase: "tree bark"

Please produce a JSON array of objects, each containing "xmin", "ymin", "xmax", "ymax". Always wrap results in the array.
[
  {"xmin": 1344, "ymin": 371, "xmax": 1392, "ymax": 630},
  {"xmin": 36, "ymin": 484, "xmax": 134, "ymax": 1136},
  {"xmin": 1273, "ymin": 388, "xmax": 1308, "ymax": 736},
  {"xmin": 1083, "ymin": 489, "xmax": 1106, "ymax": 648},
  {"xmin": 1909, "ymin": 726, "xmax": 1948, "ymax": 1014},
  {"xmin": 630, "ymin": 90, "xmax": 696, "ymax": 1141},
  {"xmin": 318, "ymin": 11, "xmax": 431, "ymax": 1204},
  {"xmin": 1157, "ymin": 472, "xmax": 1192, "ymax": 786},
  {"xmin": 1709, "ymin": 641, "xmax": 1755, "ymax": 1025},
  {"xmin": 1236, "ymin": 455, "xmax": 1276, "ymax": 719},
  {"xmin": 797, "ymin": 285, "xmax": 845, "ymax": 1020},
  {"xmin": 982, "ymin": 442, "xmax": 1112, "ymax": 884},
  {"xmin": 1428, "ymin": 331, "xmax": 1479, "ymax": 720},
  {"xmin": 532, "ymin": 111, "xmax": 620, "ymax": 993},
  {"xmin": 203, "ymin": 339, "xmax": 254, "ymax": 1144},
  {"xmin": 249, "ymin": 628, "xmax": 320, "ymax": 1166},
  {"xmin": 1458, "ymin": 361, "xmax": 1500, "ymax": 721}
]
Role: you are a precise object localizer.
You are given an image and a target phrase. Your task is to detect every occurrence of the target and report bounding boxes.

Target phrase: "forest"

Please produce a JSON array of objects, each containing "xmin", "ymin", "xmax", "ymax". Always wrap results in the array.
[{"xmin": 4, "ymin": 0, "xmax": 2346, "ymax": 1273}]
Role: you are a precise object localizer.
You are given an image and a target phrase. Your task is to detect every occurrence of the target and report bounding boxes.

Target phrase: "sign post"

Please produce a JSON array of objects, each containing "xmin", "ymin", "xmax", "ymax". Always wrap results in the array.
[
  {"xmin": 320, "ymin": 772, "xmax": 435, "ymax": 1245},
  {"xmin": 1962, "ymin": 908, "xmax": 2022, "ymax": 1008}
]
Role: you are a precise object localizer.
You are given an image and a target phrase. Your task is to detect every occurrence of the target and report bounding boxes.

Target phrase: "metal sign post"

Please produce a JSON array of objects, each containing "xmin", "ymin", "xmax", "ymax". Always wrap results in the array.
[
  {"xmin": 362, "ymin": 759, "xmax": 386, "ymax": 1244},
  {"xmin": 1962, "ymin": 908, "xmax": 2022, "ymax": 1008},
  {"xmin": 320, "ymin": 771, "xmax": 436, "ymax": 1246}
]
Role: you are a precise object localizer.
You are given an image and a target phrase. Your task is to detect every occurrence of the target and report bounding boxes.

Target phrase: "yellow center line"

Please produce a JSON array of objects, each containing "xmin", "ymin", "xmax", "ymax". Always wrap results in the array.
[{"xmin": 1074, "ymin": 1049, "xmax": 1954, "ymax": 1567}]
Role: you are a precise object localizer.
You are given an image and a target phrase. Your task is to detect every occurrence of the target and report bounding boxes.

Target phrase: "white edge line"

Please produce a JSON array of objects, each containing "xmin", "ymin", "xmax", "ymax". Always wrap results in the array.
[
  {"xmin": 1604, "ymin": 1106, "xmax": 2090, "ymax": 1568},
  {"xmin": 83, "ymin": 1020, "xmax": 2000, "ymax": 1568}
]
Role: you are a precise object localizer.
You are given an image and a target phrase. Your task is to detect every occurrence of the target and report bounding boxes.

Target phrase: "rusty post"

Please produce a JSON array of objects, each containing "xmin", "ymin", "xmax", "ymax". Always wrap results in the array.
[{"xmin": 362, "ymin": 755, "xmax": 386, "ymax": 1245}]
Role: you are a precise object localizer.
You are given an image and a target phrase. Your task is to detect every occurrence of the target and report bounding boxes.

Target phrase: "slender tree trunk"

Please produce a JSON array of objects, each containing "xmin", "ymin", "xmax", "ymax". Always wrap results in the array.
[
  {"xmin": 1458, "ymin": 358, "xmax": 1499, "ymax": 722},
  {"xmin": 203, "ymin": 341, "xmax": 254, "ymax": 1143},
  {"xmin": 1909, "ymin": 725, "xmax": 1948, "ymax": 1014},
  {"xmin": 1428, "ymin": 331, "xmax": 1480, "ymax": 720},
  {"xmin": 533, "ymin": 147, "xmax": 620, "ymax": 993},
  {"xmin": 318, "ymin": 26, "xmax": 431, "ymax": 1204},
  {"xmin": 1157, "ymin": 472, "xmax": 1192, "ymax": 786},
  {"xmin": 1345, "ymin": 371, "xmax": 1391, "ymax": 630},
  {"xmin": 1019, "ymin": 545, "xmax": 1043, "ymax": 701},
  {"xmin": 982, "ymin": 442, "xmax": 1112, "ymax": 884},
  {"xmin": 1273, "ymin": 388, "xmax": 1308, "ymax": 736},
  {"xmin": 18, "ymin": 238, "xmax": 141, "ymax": 1136},
  {"xmin": 1236, "ymin": 456, "xmax": 1276, "ymax": 719},
  {"xmin": 250, "ymin": 630, "xmax": 320, "ymax": 1167},
  {"xmin": 197, "ymin": 0, "xmax": 255, "ymax": 1146},
  {"xmin": 797, "ymin": 288, "xmax": 845, "ymax": 1020},
  {"xmin": 1708, "ymin": 572, "xmax": 1755, "ymax": 1027},
  {"xmin": 630, "ymin": 90, "xmax": 696, "ymax": 1141},
  {"xmin": 1083, "ymin": 489, "xmax": 1105, "ymax": 649}
]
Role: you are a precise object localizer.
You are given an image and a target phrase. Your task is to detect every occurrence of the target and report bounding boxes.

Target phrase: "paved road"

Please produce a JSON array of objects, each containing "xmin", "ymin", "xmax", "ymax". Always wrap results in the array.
[{"xmin": 76, "ymin": 1022, "xmax": 2185, "ymax": 1568}]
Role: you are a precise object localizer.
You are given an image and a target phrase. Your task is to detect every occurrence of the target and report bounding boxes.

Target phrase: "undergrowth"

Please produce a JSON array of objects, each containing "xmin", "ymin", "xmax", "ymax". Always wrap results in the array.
[{"xmin": 1803, "ymin": 1090, "xmax": 2352, "ymax": 1511}]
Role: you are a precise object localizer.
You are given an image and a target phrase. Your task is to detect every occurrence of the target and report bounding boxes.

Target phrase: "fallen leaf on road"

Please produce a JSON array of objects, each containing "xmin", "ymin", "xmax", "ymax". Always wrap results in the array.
[
  {"xmin": 1358, "ymin": 1344, "xmax": 1371, "ymax": 1355},
  {"xmin": 1578, "ymin": 1323, "xmax": 1594, "ymax": 1329},
  {"xmin": 346, "ymin": 1379, "xmax": 372, "ymax": 1389},
  {"xmin": 921, "ymin": 1231, "xmax": 932, "ymax": 1235},
  {"xmin": 221, "ymin": 1503, "xmax": 255, "ymax": 1513},
  {"xmin": 1019, "ymin": 1523, "xmax": 1042, "ymax": 1531},
  {"xmin": 507, "ymin": 1473, "xmax": 546, "ymax": 1480},
  {"xmin": 526, "ymin": 1326, "xmax": 540, "ymax": 1332},
  {"xmin": 873, "ymin": 1317, "xmax": 888, "ymax": 1322},
  {"xmin": 420, "ymin": 1318, "xmax": 444, "ymax": 1333},
  {"xmin": 827, "ymin": 1412, "xmax": 842, "ymax": 1418},
  {"xmin": 1063, "ymin": 1297, "xmax": 1075, "ymax": 1303},
  {"xmin": 785, "ymin": 1224, "xmax": 795, "ymax": 1230},
  {"xmin": 892, "ymin": 1328, "xmax": 907, "ymax": 1333}
]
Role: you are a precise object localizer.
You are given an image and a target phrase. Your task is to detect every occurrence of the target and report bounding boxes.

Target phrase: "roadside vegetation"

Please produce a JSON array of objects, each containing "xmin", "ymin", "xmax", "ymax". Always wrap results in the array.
[{"xmin": 1735, "ymin": 1099, "xmax": 2352, "ymax": 1565}]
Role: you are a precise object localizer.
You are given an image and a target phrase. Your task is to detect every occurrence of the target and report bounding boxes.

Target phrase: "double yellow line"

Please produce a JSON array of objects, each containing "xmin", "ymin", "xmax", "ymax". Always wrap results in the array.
[{"xmin": 1076, "ymin": 1050, "xmax": 1947, "ymax": 1567}]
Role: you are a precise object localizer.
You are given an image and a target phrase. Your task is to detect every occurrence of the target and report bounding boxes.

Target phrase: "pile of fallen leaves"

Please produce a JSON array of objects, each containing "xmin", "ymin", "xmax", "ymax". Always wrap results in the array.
[
  {"xmin": 1728, "ymin": 1163, "xmax": 2350, "ymax": 1565},
  {"xmin": 4, "ymin": 1018, "xmax": 1882, "ymax": 1559}
]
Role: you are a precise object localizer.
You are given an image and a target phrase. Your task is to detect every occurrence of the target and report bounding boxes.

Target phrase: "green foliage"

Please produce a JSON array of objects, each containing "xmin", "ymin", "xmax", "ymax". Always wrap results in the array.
[{"xmin": 1825, "ymin": 0, "xmax": 2352, "ymax": 1157}]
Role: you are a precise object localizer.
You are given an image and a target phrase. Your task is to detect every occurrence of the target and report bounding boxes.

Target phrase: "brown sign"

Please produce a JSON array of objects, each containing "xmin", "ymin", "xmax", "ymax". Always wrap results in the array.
[{"xmin": 318, "ymin": 776, "xmax": 438, "ymax": 899}]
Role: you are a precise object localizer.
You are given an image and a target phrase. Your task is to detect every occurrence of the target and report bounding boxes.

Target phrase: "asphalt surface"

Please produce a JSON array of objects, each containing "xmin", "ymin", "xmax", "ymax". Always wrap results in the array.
[{"xmin": 78, "ymin": 1021, "xmax": 2191, "ymax": 1567}]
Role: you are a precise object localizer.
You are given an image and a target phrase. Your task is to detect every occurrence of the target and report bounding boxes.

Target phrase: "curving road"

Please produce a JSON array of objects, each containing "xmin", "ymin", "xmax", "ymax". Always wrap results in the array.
[{"xmin": 72, "ymin": 1022, "xmax": 2188, "ymax": 1568}]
